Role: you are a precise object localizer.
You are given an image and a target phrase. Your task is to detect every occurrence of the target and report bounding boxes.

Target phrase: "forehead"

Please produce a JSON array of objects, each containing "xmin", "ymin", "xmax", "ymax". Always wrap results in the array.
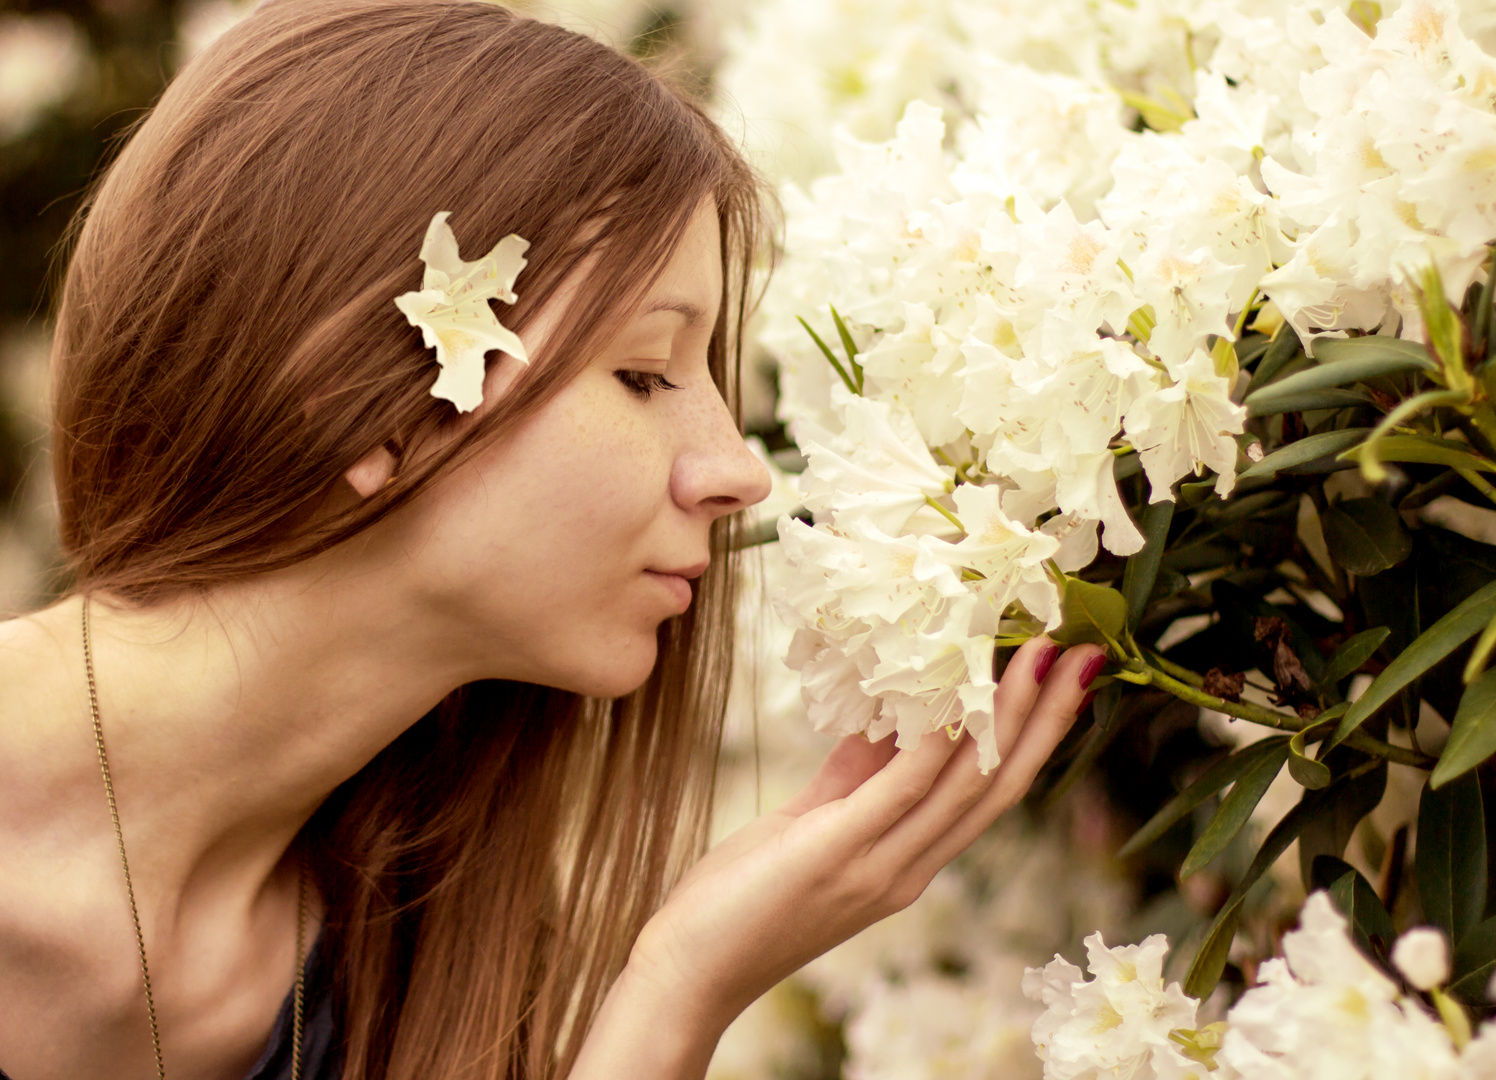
[{"xmin": 634, "ymin": 199, "xmax": 722, "ymax": 324}]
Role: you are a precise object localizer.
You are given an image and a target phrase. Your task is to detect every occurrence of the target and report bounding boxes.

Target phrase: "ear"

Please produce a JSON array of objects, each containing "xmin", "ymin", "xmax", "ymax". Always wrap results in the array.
[{"xmin": 344, "ymin": 443, "xmax": 398, "ymax": 499}]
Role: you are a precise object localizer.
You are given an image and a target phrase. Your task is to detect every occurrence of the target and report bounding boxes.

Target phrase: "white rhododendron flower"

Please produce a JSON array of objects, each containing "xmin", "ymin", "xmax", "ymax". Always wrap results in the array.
[
  {"xmin": 1392, "ymin": 927, "xmax": 1451, "ymax": 992},
  {"xmin": 394, "ymin": 211, "xmax": 529, "ymax": 413},
  {"xmin": 1021, "ymin": 895, "xmax": 1496, "ymax": 1079},
  {"xmin": 1023, "ymin": 932, "xmax": 1208, "ymax": 1080},
  {"xmin": 845, "ymin": 966, "xmax": 1043, "ymax": 1080},
  {"xmin": 1220, "ymin": 894, "xmax": 1483, "ymax": 1080}
]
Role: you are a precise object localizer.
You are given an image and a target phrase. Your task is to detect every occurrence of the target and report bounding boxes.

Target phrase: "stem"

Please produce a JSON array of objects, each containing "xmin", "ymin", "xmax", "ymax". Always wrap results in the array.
[
  {"xmin": 1456, "ymin": 466, "xmax": 1496, "ymax": 507},
  {"xmin": 1232, "ymin": 288, "xmax": 1261, "ymax": 340},
  {"xmin": 1474, "ymin": 247, "xmax": 1496, "ymax": 359},
  {"xmin": 1145, "ymin": 667, "xmax": 1434, "ymax": 769},
  {"xmin": 1466, "ymin": 404, "xmax": 1496, "ymax": 459},
  {"xmin": 1357, "ymin": 390, "xmax": 1470, "ymax": 482},
  {"xmin": 924, "ymin": 495, "xmax": 967, "ymax": 535},
  {"xmin": 934, "ymin": 447, "xmax": 977, "ymax": 485},
  {"xmin": 1146, "ymin": 648, "xmax": 1204, "ymax": 687}
]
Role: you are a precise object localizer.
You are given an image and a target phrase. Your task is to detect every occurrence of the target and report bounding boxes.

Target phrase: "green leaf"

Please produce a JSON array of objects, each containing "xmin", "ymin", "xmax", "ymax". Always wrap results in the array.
[
  {"xmin": 1320, "ymin": 628, "xmax": 1391, "ymax": 690},
  {"xmin": 797, "ymin": 316, "xmax": 859, "ymax": 396},
  {"xmin": 1297, "ymin": 758, "xmax": 1387, "ymax": 887},
  {"xmin": 1330, "ymin": 580, "xmax": 1496, "ymax": 750},
  {"xmin": 1311, "ymin": 335, "xmax": 1438, "ymax": 370},
  {"xmin": 1319, "ymin": 859, "xmax": 1398, "ymax": 960},
  {"xmin": 1185, "ymin": 782, "xmax": 1340, "ymax": 999},
  {"xmin": 1117, "ymin": 738, "xmax": 1291, "ymax": 859},
  {"xmin": 1245, "ymin": 324, "xmax": 1305, "ymax": 395},
  {"xmin": 1431, "ymin": 670, "xmax": 1496, "ymax": 788},
  {"xmin": 1209, "ymin": 489, "xmax": 1294, "ymax": 525},
  {"xmin": 1418, "ymin": 262, "xmax": 1470, "ymax": 395},
  {"xmin": 1238, "ymin": 428, "xmax": 1373, "ymax": 481},
  {"xmin": 1321, "ymin": 498, "xmax": 1413, "ymax": 576},
  {"xmin": 1350, "ymin": 389, "xmax": 1471, "ymax": 483},
  {"xmin": 1184, "ymin": 906, "xmax": 1241, "ymax": 1002},
  {"xmin": 1122, "ymin": 499, "xmax": 1175, "ymax": 630},
  {"xmin": 1417, "ymin": 773, "xmax": 1488, "ymax": 946},
  {"xmin": 1237, "ymin": 334, "xmax": 1272, "ymax": 368},
  {"xmin": 828, "ymin": 305, "xmax": 864, "ymax": 393},
  {"xmin": 1288, "ymin": 720, "xmax": 1334, "ymax": 790},
  {"xmin": 1465, "ymin": 610, "xmax": 1496, "ymax": 684},
  {"xmin": 1180, "ymin": 741, "xmax": 1291, "ymax": 878},
  {"xmin": 1051, "ymin": 577, "xmax": 1128, "ymax": 647},
  {"xmin": 1246, "ymin": 388, "xmax": 1376, "ymax": 418},
  {"xmin": 1245, "ymin": 345, "xmax": 1435, "ymax": 412},
  {"xmin": 1349, "ymin": 434, "xmax": 1496, "ymax": 474},
  {"xmin": 1450, "ymin": 915, "xmax": 1496, "ymax": 1004}
]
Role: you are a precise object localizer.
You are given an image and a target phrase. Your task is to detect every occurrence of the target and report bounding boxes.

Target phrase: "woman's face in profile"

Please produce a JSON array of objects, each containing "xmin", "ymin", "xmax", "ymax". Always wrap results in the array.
[{"xmin": 398, "ymin": 198, "xmax": 772, "ymax": 697}]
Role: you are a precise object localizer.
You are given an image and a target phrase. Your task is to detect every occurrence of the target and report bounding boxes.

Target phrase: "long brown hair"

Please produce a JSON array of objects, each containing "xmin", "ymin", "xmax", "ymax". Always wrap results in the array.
[{"xmin": 48, "ymin": 2, "xmax": 768, "ymax": 1076}]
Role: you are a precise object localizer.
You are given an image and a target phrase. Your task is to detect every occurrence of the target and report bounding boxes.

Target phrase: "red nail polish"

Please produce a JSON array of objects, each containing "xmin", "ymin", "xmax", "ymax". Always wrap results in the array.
[
  {"xmin": 1034, "ymin": 643, "xmax": 1061, "ymax": 683},
  {"xmin": 1079, "ymin": 653, "xmax": 1106, "ymax": 690},
  {"xmin": 1079, "ymin": 690, "xmax": 1098, "ymax": 712}
]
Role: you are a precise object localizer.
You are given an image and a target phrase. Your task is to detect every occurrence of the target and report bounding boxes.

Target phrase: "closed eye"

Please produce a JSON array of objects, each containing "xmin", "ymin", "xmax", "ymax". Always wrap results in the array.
[{"xmin": 614, "ymin": 370, "xmax": 682, "ymax": 399}]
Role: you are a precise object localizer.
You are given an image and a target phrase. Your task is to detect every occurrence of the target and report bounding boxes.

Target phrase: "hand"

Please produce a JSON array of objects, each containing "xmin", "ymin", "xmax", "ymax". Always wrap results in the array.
[{"xmin": 625, "ymin": 636, "xmax": 1104, "ymax": 1034}]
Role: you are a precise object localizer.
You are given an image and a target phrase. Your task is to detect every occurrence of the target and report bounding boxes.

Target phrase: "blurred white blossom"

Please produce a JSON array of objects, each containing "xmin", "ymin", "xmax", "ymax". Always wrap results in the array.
[
  {"xmin": 0, "ymin": 13, "xmax": 87, "ymax": 141},
  {"xmin": 1024, "ymin": 933, "xmax": 1209, "ymax": 1080},
  {"xmin": 1021, "ymin": 895, "xmax": 1496, "ymax": 1080},
  {"xmin": 1392, "ymin": 927, "xmax": 1451, "ymax": 992},
  {"xmin": 1220, "ymin": 894, "xmax": 1479, "ymax": 1080}
]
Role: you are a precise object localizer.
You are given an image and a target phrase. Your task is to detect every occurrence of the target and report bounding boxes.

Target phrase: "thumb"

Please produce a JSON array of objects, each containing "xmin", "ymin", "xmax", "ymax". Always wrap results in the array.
[{"xmin": 778, "ymin": 734, "xmax": 898, "ymax": 816}]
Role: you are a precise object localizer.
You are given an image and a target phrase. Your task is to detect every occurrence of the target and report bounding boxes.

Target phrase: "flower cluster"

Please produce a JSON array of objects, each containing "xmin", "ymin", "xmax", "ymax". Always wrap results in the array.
[
  {"xmin": 764, "ymin": 0, "xmax": 1496, "ymax": 766},
  {"xmin": 1024, "ymin": 893, "xmax": 1496, "ymax": 1080},
  {"xmin": 711, "ymin": 531, "xmax": 1132, "ymax": 1080},
  {"xmin": 717, "ymin": 0, "xmax": 1226, "ymax": 186}
]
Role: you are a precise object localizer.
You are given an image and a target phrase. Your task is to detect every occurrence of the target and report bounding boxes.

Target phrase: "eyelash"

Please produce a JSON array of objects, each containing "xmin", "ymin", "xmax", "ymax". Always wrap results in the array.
[{"xmin": 614, "ymin": 370, "xmax": 682, "ymax": 399}]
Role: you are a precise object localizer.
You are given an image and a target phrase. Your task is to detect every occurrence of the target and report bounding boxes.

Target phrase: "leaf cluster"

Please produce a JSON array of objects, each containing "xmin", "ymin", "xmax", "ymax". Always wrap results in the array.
[{"xmin": 1049, "ymin": 267, "xmax": 1496, "ymax": 1005}]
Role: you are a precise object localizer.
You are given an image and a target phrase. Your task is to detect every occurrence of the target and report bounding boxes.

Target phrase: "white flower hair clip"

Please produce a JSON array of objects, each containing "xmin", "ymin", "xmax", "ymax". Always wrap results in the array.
[{"xmin": 395, "ymin": 211, "xmax": 530, "ymax": 413}]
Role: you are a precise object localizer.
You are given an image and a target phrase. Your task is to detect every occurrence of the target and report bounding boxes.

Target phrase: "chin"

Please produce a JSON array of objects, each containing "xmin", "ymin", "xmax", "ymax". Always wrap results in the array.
[{"xmin": 554, "ymin": 641, "xmax": 661, "ymax": 699}]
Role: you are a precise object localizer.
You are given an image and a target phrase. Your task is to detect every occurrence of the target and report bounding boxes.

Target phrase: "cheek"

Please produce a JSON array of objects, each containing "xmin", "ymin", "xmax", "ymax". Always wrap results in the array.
[{"xmin": 437, "ymin": 382, "xmax": 673, "ymax": 588}]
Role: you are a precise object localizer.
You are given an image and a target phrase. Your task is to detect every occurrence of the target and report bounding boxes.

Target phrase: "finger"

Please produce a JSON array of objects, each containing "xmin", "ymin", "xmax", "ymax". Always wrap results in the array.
[
  {"xmin": 849, "ymin": 634, "xmax": 1071, "ymax": 861},
  {"xmin": 865, "ymin": 635, "xmax": 1065, "ymax": 861},
  {"xmin": 778, "ymin": 733, "xmax": 899, "ymax": 816},
  {"xmin": 910, "ymin": 645, "xmax": 1105, "ymax": 875},
  {"xmin": 865, "ymin": 725, "xmax": 992, "ymax": 863},
  {"xmin": 988, "ymin": 635, "xmax": 1064, "ymax": 767},
  {"xmin": 837, "ymin": 725, "xmax": 967, "ymax": 844}
]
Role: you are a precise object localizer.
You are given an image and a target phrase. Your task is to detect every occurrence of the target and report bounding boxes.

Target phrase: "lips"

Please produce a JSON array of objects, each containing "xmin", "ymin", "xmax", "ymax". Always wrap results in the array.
[
  {"xmin": 643, "ymin": 569, "xmax": 695, "ymax": 612},
  {"xmin": 652, "ymin": 560, "xmax": 709, "ymax": 580}
]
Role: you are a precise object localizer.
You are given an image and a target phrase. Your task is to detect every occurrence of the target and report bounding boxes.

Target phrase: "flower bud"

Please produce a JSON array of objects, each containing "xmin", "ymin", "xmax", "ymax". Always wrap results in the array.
[{"xmin": 1392, "ymin": 927, "xmax": 1449, "ymax": 991}]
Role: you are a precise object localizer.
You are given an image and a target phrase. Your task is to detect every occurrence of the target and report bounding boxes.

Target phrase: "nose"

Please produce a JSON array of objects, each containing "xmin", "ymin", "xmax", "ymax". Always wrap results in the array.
[{"xmin": 671, "ymin": 387, "xmax": 773, "ymax": 518}]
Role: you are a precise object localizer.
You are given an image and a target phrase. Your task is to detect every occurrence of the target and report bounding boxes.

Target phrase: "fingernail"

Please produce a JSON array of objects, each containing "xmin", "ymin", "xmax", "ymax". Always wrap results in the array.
[
  {"xmin": 1079, "ymin": 690, "xmax": 1098, "ymax": 712},
  {"xmin": 1079, "ymin": 653, "xmax": 1106, "ymax": 690},
  {"xmin": 1033, "ymin": 643, "xmax": 1061, "ymax": 683}
]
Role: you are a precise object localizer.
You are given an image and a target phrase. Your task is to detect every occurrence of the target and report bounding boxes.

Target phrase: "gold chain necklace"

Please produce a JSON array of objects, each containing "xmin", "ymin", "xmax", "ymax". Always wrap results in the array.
[{"xmin": 83, "ymin": 597, "xmax": 307, "ymax": 1080}]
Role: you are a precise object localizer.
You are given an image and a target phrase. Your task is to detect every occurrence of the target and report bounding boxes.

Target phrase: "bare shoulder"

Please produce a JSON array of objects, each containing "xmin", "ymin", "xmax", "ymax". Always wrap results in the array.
[
  {"xmin": 0, "ymin": 594, "xmax": 105, "ymax": 898},
  {"xmin": 0, "ymin": 596, "xmax": 111, "ymax": 936},
  {"xmin": 0, "ymin": 597, "xmax": 146, "ymax": 1074},
  {"xmin": 0, "ymin": 597, "xmax": 90, "ymax": 787}
]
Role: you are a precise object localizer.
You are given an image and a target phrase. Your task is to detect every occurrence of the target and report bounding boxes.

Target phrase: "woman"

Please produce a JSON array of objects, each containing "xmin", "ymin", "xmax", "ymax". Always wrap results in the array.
[{"xmin": 0, "ymin": 2, "xmax": 1103, "ymax": 1078}]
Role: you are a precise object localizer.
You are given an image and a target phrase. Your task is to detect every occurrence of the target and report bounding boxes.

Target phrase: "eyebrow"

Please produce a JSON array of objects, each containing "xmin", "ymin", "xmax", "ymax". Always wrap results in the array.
[{"xmin": 642, "ymin": 298, "xmax": 706, "ymax": 326}]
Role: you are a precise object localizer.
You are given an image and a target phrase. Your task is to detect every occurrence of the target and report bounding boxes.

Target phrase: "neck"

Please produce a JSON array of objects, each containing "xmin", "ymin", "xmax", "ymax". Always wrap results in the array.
[{"xmin": 24, "ymin": 560, "xmax": 479, "ymax": 909}]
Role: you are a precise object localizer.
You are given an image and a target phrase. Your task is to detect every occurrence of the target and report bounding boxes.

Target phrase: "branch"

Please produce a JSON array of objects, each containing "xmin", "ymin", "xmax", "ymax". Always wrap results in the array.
[{"xmin": 1142, "ymin": 666, "xmax": 1435, "ymax": 770}]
